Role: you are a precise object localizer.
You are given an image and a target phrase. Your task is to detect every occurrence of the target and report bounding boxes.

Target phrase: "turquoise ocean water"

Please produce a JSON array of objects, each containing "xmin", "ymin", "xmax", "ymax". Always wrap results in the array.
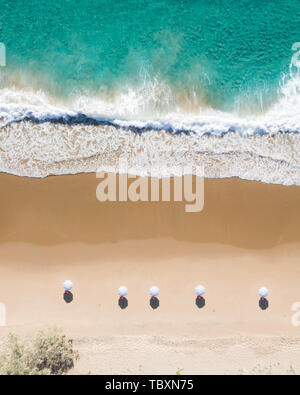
[{"xmin": 0, "ymin": 0, "xmax": 300, "ymax": 182}]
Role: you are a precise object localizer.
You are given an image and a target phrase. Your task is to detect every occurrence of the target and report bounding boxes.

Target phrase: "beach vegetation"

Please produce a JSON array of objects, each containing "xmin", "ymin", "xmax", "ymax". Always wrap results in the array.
[{"xmin": 0, "ymin": 328, "xmax": 79, "ymax": 375}]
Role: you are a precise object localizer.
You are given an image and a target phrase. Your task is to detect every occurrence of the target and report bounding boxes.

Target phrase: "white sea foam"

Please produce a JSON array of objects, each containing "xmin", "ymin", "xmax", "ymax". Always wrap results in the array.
[{"xmin": 0, "ymin": 72, "xmax": 300, "ymax": 184}]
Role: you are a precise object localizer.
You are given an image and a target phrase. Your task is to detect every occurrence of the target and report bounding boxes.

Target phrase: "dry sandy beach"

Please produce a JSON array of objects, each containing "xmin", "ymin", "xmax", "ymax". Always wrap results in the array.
[{"xmin": 0, "ymin": 173, "xmax": 300, "ymax": 374}]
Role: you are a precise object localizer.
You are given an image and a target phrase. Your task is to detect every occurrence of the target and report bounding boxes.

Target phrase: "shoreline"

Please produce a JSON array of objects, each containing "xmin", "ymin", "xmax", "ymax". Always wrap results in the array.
[{"xmin": 1, "ymin": 120, "xmax": 300, "ymax": 184}]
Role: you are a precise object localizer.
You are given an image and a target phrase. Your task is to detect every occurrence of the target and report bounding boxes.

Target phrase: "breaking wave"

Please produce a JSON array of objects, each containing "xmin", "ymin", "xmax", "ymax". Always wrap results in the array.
[{"xmin": 0, "ymin": 69, "xmax": 300, "ymax": 184}]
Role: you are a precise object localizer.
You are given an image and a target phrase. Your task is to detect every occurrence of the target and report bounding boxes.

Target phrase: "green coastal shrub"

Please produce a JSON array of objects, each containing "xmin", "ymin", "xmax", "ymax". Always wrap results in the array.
[{"xmin": 0, "ymin": 328, "xmax": 79, "ymax": 375}]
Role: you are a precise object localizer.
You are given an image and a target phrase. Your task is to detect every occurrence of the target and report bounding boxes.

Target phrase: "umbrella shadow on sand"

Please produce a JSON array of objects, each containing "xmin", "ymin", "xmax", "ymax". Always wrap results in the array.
[
  {"xmin": 118, "ymin": 297, "xmax": 128, "ymax": 309},
  {"xmin": 150, "ymin": 297, "xmax": 159, "ymax": 309},
  {"xmin": 195, "ymin": 296, "xmax": 206, "ymax": 308},
  {"xmin": 259, "ymin": 298, "xmax": 269, "ymax": 310},
  {"xmin": 63, "ymin": 291, "xmax": 73, "ymax": 304}
]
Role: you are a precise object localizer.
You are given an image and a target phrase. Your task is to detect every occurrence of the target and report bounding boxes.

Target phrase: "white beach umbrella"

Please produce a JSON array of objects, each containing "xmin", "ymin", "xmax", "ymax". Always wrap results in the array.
[
  {"xmin": 118, "ymin": 286, "xmax": 128, "ymax": 297},
  {"xmin": 195, "ymin": 285, "xmax": 205, "ymax": 297},
  {"xmin": 63, "ymin": 280, "xmax": 73, "ymax": 291},
  {"xmin": 258, "ymin": 287, "xmax": 268, "ymax": 298},
  {"xmin": 149, "ymin": 286, "xmax": 159, "ymax": 297}
]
